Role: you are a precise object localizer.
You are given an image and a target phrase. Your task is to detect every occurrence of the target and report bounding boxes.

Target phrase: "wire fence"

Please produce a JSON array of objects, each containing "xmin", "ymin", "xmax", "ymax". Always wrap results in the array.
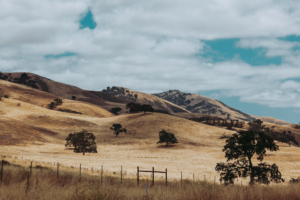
[{"xmin": 1, "ymin": 154, "xmax": 248, "ymax": 186}]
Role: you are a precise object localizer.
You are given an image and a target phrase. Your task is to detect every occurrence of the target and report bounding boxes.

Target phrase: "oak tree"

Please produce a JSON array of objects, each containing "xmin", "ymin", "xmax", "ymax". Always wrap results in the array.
[
  {"xmin": 110, "ymin": 123, "xmax": 127, "ymax": 137},
  {"xmin": 65, "ymin": 130, "xmax": 97, "ymax": 153},
  {"xmin": 157, "ymin": 130, "xmax": 178, "ymax": 147},
  {"xmin": 215, "ymin": 130, "xmax": 284, "ymax": 185}
]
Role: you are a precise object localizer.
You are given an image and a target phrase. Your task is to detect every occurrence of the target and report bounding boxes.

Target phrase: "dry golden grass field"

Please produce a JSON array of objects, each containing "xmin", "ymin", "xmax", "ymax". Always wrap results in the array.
[{"xmin": 1, "ymin": 79, "xmax": 300, "ymax": 195}]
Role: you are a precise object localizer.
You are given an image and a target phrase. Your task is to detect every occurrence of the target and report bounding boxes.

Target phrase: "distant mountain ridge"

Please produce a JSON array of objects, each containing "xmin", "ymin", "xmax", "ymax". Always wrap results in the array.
[
  {"xmin": 101, "ymin": 86, "xmax": 190, "ymax": 113},
  {"xmin": 153, "ymin": 89, "xmax": 257, "ymax": 121}
]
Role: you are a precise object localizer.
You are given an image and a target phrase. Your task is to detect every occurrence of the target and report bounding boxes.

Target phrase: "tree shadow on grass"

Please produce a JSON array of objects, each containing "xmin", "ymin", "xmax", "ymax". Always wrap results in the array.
[{"xmin": 157, "ymin": 144, "xmax": 178, "ymax": 148}]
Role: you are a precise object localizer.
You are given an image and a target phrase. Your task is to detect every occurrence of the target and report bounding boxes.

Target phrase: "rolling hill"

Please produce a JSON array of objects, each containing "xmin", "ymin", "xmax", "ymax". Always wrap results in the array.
[
  {"xmin": 1, "ymin": 75, "xmax": 300, "ymax": 183},
  {"xmin": 0, "ymin": 72, "xmax": 132, "ymax": 113},
  {"xmin": 153, "ymin": 89, "xmax": 257, "ymax": 121},
  {"xmin": 101, "ymin": 86, "xmax": 190, "ymax": 113}
]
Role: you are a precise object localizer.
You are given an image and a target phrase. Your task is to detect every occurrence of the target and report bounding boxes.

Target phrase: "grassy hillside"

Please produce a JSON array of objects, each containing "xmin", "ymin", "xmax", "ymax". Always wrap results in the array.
[{"xmin": 1, "ymin": 73, "xmax": 300, "ymax": 191}]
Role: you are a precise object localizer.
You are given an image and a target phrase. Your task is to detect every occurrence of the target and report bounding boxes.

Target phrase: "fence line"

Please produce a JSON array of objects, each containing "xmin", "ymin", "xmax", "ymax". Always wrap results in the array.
[{"xmin": 0, "ymin": 154, "xmax": 221, "ymax": 186}]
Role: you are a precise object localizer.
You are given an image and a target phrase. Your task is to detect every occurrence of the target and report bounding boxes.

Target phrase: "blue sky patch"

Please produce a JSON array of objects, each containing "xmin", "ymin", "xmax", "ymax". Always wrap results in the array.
[
  {"xmin": 278, "ymin": 35, "xmax": 300, "ymax": 42},
  {"xmin": 79, "ymin": 8, "xmax": 97, "ymax": 30},
  {"xmin": 217, "ymin": 96, "xmax": 299, "ymax": 124},
  {"xmin": 200, "ymin": 38, "xmax": 282, "ymax": 66},
  {"xmin": 283, "ymin": 77, "xmax": 300, "ymax": 82},
  {"xmin": 196, "ymin": 90, "xmax": 299, "ymax": 124},
  {"xmin": 45, "ymin": 52, "xmax": 77, "ymax": 59}
]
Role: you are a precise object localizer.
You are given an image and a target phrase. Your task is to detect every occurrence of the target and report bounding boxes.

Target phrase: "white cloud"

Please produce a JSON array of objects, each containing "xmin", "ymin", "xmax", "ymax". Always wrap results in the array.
[
  {"xmin": 0, "ymin": 0, "xmax": 300, "ymax": 108},
  {"xmin": 236, "ymin": 38, "xmax": 300, "ymax": 58}
]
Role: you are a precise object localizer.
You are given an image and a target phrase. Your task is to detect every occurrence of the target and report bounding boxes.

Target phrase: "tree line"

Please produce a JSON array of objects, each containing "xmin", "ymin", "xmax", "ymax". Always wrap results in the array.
[
  {"xmin": 110, "ymin": 103, "xmax": 154, "ymax": 115},
  {"xmin": 189, "ymin": 117, "xmax": 245, "ymax": 129}
]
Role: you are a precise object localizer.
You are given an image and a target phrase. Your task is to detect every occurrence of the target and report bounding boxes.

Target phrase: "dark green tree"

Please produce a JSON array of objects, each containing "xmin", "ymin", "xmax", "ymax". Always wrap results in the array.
[
  {"xmin": 54, "ymin": 98, "xmax": 63, "ymax": 105},
  {"xmin": 47, "ymin": 102, "xmax": 57, "ymax": 109},
  {"xmin": 110, "ymin": 123, "xmax": 127, "ymax": 137},
  {"xmin": 65, "ymin": 130, "xmax": 97, "ymax": 153},
  {"xmin": 111, "ymin": 107, "xmax": 122, "ymax": 115},
  {"xmin": 157, "ymin": 130, "xmax": 178, "ymax": 147},
  {"xmin": 126, "ymin": 102, "xmax": 141, "ymax": 113},
  {"xmin": 72, "ymin": 96, "xmax": 76, "ymax": 100},
  {"xmin": 215, "ymin": 130, "xmax": 284, "ymax": 185},
  {"xmin": 140, "ymin": 104, "xmax": 154, "ymax": 113}
]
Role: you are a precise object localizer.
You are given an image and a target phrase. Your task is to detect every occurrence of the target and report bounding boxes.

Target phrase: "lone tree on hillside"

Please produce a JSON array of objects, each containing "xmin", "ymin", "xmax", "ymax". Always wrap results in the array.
[
  {"xmin": 215, "ymin": 130, "xmax": 284, "ymax": 185},
  {"xmin": 48, "ymin": 102, "xmax": 57, "ymax": 109},
  {"xmin": 110, "ymin": 123, "xmax": 127, "ymax": 137},
  {"xmin": 65, "ymin": 130, "xmax": 97, "ymax": 153},
  {"xmin": 110, "ymin": 107, "xmax": 122, "ymax": 115},
  {"xmin": 140, "ymin": 104, "xmax": 154, "ymax": 113},
  {"xmin": 54, "ymin": 98, "xmax": 63, "ymax": 105},
  {"xmin": 48, "ymin": 98, "xmax": 63, "ymax": 109},
  {"xmin": 157, "ymin": 130, "xmax": 178, "ymax": 147}
]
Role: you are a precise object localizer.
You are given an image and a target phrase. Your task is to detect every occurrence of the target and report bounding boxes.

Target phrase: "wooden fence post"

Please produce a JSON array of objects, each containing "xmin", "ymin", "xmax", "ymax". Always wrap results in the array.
[
  {"xmin": 165, "ymin": 168, "xmax": 167, "ymax": 186},
  {"xmin": 57, "ymin": 162, "xmax": 59, "ymax": 180},
  {"xmin": 1, "ymin": 159, "xmax": 3, "ymax": 181},
  {"xmin": 30, "ymin": 161, "xmax": 32, "ymax": 176},
  {"xmin": 152, "ymin": 167, "xmax": 154, "ymax": 186},
  {"xmin": 121, "ymin": 166, "xmax": 122, "ymax": 184},
  {"xmin": 101, "ymin": 165, "xmax": 103, "ymax": 185},
  {"xmin": 137, "ymin": 166, "xmax": 139, "ymax": 186},
  {"xmin": 181, "ymin": 171, "xmax": 182, "ymax": 188},
  {"xmin": 79, "ymin": 163, "xmax": 81, "ymax": 182}
]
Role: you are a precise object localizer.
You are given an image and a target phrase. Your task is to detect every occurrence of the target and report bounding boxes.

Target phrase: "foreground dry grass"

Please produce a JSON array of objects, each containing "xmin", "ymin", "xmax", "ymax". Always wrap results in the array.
[{"xmin": 1, "ymin": 161, "xmax": 300, "ymax": 200}]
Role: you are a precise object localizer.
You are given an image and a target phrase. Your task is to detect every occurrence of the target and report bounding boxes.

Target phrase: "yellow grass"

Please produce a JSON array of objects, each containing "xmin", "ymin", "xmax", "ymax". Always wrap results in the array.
[
  {"xmin": 1, "ymin": 80, "xmax": 300, "ymax": 199},
  {"xmin": 1, "ymin": 160, "xmax": 300, "ymax": 200}
]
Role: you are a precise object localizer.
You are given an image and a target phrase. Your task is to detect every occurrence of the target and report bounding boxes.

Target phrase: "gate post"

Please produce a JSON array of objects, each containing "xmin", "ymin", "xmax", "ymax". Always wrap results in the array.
[
  {"xmin": 152, "ymin": 167, "xmax": 154, "ymax": 186},
  {"xmin": 165, "ymin": 168, "xmax": 167, "ymax": 186},
  {"xmin": 137, "ymin": 166, "xmax": 139, "ymax": 186}
]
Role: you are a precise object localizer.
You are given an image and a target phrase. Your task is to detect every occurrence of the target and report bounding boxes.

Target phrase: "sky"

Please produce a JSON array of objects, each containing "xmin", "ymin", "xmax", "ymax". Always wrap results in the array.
[{"xmin": 1, "ymin": 0, "xmax": 300, "ymax": 124}]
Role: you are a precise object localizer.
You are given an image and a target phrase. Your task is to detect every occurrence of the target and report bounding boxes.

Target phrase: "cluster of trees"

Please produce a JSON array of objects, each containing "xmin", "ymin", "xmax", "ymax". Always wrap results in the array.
[
  {"xmin": 189, "ymin": 117, "xmax": 244, "ymax": 129},
  {"xmin": 65, "ymin": 130, "xmax": 97, "ymax": 153},
  {"xmin": 248, "ymin": 119, "xmax": 298, "ymax": 146},
  {"xmin": 126, "ymin": 103, "xmax": 154, "ymax": 113},
  {"xmin": 47, "ymin": 98, "xmax": 63, "ymax": 109}
]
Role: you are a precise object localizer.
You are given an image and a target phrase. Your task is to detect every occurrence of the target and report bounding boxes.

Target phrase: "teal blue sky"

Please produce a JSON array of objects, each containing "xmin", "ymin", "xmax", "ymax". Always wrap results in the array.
[
  {"xmin": 199, "ymin": 90, "xmax": 300, "ymax": 124},
  {"xmin": 45, "ymin": 52, "xmax": 77, "ymax": 59},
  {"xmin": 79, "ymin": 8, "xmax": 97, "ymax": 30},
  {"xmin": 201, "ymin": 39, "xmax": 282, "ymax": 66}
]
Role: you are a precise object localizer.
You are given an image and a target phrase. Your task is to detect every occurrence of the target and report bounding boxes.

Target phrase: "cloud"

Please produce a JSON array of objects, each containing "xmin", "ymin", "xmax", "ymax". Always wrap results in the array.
[
  {"xmin": 236, "ymin": 38, "xmax": 300, "ymax": 58},
  {"xmin": 0, "ymin": 0, "xmax": 300, "ymax": 109}
]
